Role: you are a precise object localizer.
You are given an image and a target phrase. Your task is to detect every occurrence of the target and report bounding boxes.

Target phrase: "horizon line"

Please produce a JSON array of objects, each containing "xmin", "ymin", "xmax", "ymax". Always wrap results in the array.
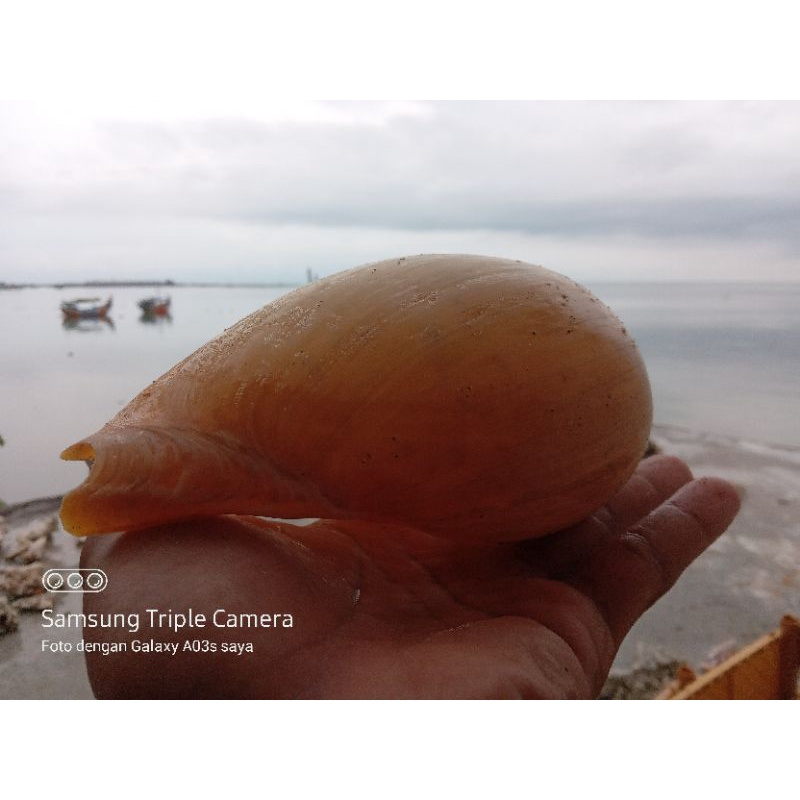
[{"xmin": 3, "ymin": 277, "xmax": 800, "ymax": 290}]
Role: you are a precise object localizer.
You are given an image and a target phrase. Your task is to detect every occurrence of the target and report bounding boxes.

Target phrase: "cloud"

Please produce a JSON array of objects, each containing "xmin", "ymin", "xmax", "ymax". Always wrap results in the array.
[{"xmin": 2, "ymin": 101, "xmax": 800, "ymax": 281}]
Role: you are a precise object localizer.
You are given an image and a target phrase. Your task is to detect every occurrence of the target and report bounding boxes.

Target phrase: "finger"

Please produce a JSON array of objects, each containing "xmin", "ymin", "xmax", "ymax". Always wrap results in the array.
[
  {"xmin": 595, "ymin": 454, "xmax": 694, "ymax": 534},
  {"xmin": 517, "ymin": 455, "xmax": 694, "ymax": 576},
  {"xmin": 578, "ymin": 476, "xmax": 741, "ymax": 644}
]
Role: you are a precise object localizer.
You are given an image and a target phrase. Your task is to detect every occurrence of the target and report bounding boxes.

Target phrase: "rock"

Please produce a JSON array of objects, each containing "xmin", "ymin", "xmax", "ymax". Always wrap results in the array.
[
  {"xmin": 600, "ymin": 659, "xmax": 682, "ymax": 699},
  {"xmin": 5, "ymin": 515, "xmax": 57, "ymax": 564},
  {"xmin": 12, "ymin": 593, "xmax": 53, "ymax": 612},
  {"xmin": 0, "ymin": 595, "xmax": 19, "ymax": 636},
  {"xmin": 0, "ymin": 563, "xmax": 45, "ymax": 599}
]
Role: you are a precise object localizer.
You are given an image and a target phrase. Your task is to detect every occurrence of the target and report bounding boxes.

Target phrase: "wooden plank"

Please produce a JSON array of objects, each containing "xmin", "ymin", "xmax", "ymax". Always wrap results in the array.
[{"xmin": 667, "ymin": 615, "xmax": 799, "ymax": 700}]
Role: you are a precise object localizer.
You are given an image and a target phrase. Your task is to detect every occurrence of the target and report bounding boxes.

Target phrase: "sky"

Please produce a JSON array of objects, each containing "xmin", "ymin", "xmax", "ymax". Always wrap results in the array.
[{"xmin": 2, "ymin": 4, "xmax": 799, "ymax": 285}]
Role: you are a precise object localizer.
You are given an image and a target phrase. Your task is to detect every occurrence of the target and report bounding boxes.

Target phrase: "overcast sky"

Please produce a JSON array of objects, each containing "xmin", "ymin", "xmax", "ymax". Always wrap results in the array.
[{"xmin": 2, "ymin": 8, "xmax": 799, "ymax": 284}]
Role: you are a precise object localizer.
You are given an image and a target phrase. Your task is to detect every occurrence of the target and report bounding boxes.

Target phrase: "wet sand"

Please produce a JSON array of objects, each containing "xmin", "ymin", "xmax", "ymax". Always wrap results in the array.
[{"xmin": 2, "ymin": 424, "xmax": 798, "ymax": 699}]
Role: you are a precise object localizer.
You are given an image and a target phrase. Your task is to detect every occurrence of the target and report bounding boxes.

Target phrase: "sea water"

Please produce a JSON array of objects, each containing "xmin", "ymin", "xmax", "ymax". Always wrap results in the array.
[
  {"xmin": 0, "ymin": 285, "xmax": 288, "ymax": 504},
  {"xmin": 0, "ymin": 281, "xmax": 798, "ymax": 504},
  {"xmin": 587, "ymin": 281, "xmax": 800, "ymax": 450}
]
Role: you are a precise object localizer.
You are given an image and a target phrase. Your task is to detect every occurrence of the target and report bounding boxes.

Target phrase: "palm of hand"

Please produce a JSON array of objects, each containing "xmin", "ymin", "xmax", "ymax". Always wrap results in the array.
[{"xmin": 82, "ymin": 455, "xmax": 738, "ymax": 699}]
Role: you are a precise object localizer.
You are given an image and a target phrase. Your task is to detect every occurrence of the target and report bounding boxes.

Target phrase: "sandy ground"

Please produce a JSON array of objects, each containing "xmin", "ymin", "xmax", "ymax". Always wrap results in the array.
[{"xmin": 1, "ymin": 423, "xmax": 798, "ymax": 700}]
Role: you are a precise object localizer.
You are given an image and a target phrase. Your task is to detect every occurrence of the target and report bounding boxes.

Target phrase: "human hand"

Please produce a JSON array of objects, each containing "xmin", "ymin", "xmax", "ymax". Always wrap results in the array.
[{"xmin": 80, "ymin": 454, "xmax": 739, "ymax": 699}]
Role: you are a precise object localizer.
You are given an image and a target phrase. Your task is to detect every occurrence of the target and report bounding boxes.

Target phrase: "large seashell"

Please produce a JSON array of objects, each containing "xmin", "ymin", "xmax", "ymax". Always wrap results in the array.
[{"xmin": 60, "ymin": 254, "xmax": 652, "ymax": 543}]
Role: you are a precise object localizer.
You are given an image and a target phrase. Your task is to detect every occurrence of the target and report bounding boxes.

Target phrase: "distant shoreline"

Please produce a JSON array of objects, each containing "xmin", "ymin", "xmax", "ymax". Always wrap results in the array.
[
  {"xmin": 1, "ymin": 280, "xmax": 302, "ymax": 290},
  {"xmin": 4, "ymin": 278, "xmax": 800, "ymax": 291}
]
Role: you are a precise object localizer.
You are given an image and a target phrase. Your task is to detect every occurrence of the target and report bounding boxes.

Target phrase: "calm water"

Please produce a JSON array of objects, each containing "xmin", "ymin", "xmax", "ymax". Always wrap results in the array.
[
  {"xmin": 587, "ymin": 281, "xmax": 800, "ymax": 450},
  {"xmin": 0, "ymin": 285, "xmax": 289, "ymax": 504},
  {"xmin": 1, "ymin": 281, "xmax": 798, "ymax": 504}
]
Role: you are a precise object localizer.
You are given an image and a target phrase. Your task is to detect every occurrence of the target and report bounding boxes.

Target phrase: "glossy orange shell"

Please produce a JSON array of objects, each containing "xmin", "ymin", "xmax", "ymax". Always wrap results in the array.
[{"xmin": 60, "ymin": 254, "xmax": 652, "ymax": 543}]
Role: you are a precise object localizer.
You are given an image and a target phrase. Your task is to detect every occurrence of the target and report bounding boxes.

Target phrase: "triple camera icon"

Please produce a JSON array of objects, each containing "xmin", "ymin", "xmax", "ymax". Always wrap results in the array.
[{"xmin": 42, "ymin": 568, "xmax": 108, "ymax": 593}]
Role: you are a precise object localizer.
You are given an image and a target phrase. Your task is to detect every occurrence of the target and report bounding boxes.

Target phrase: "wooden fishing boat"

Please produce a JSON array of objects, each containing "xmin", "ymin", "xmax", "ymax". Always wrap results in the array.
[
  {"xmin": 658, "ymin": 615, "xmax": 800, "ymax": 699},
  {"xmin": 138, "ymin": 296, "xmax": 171, "ymax": 316},
  {"xmin": 61, "ymin": 296, "xmax": 113, "ymax": 320}
]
